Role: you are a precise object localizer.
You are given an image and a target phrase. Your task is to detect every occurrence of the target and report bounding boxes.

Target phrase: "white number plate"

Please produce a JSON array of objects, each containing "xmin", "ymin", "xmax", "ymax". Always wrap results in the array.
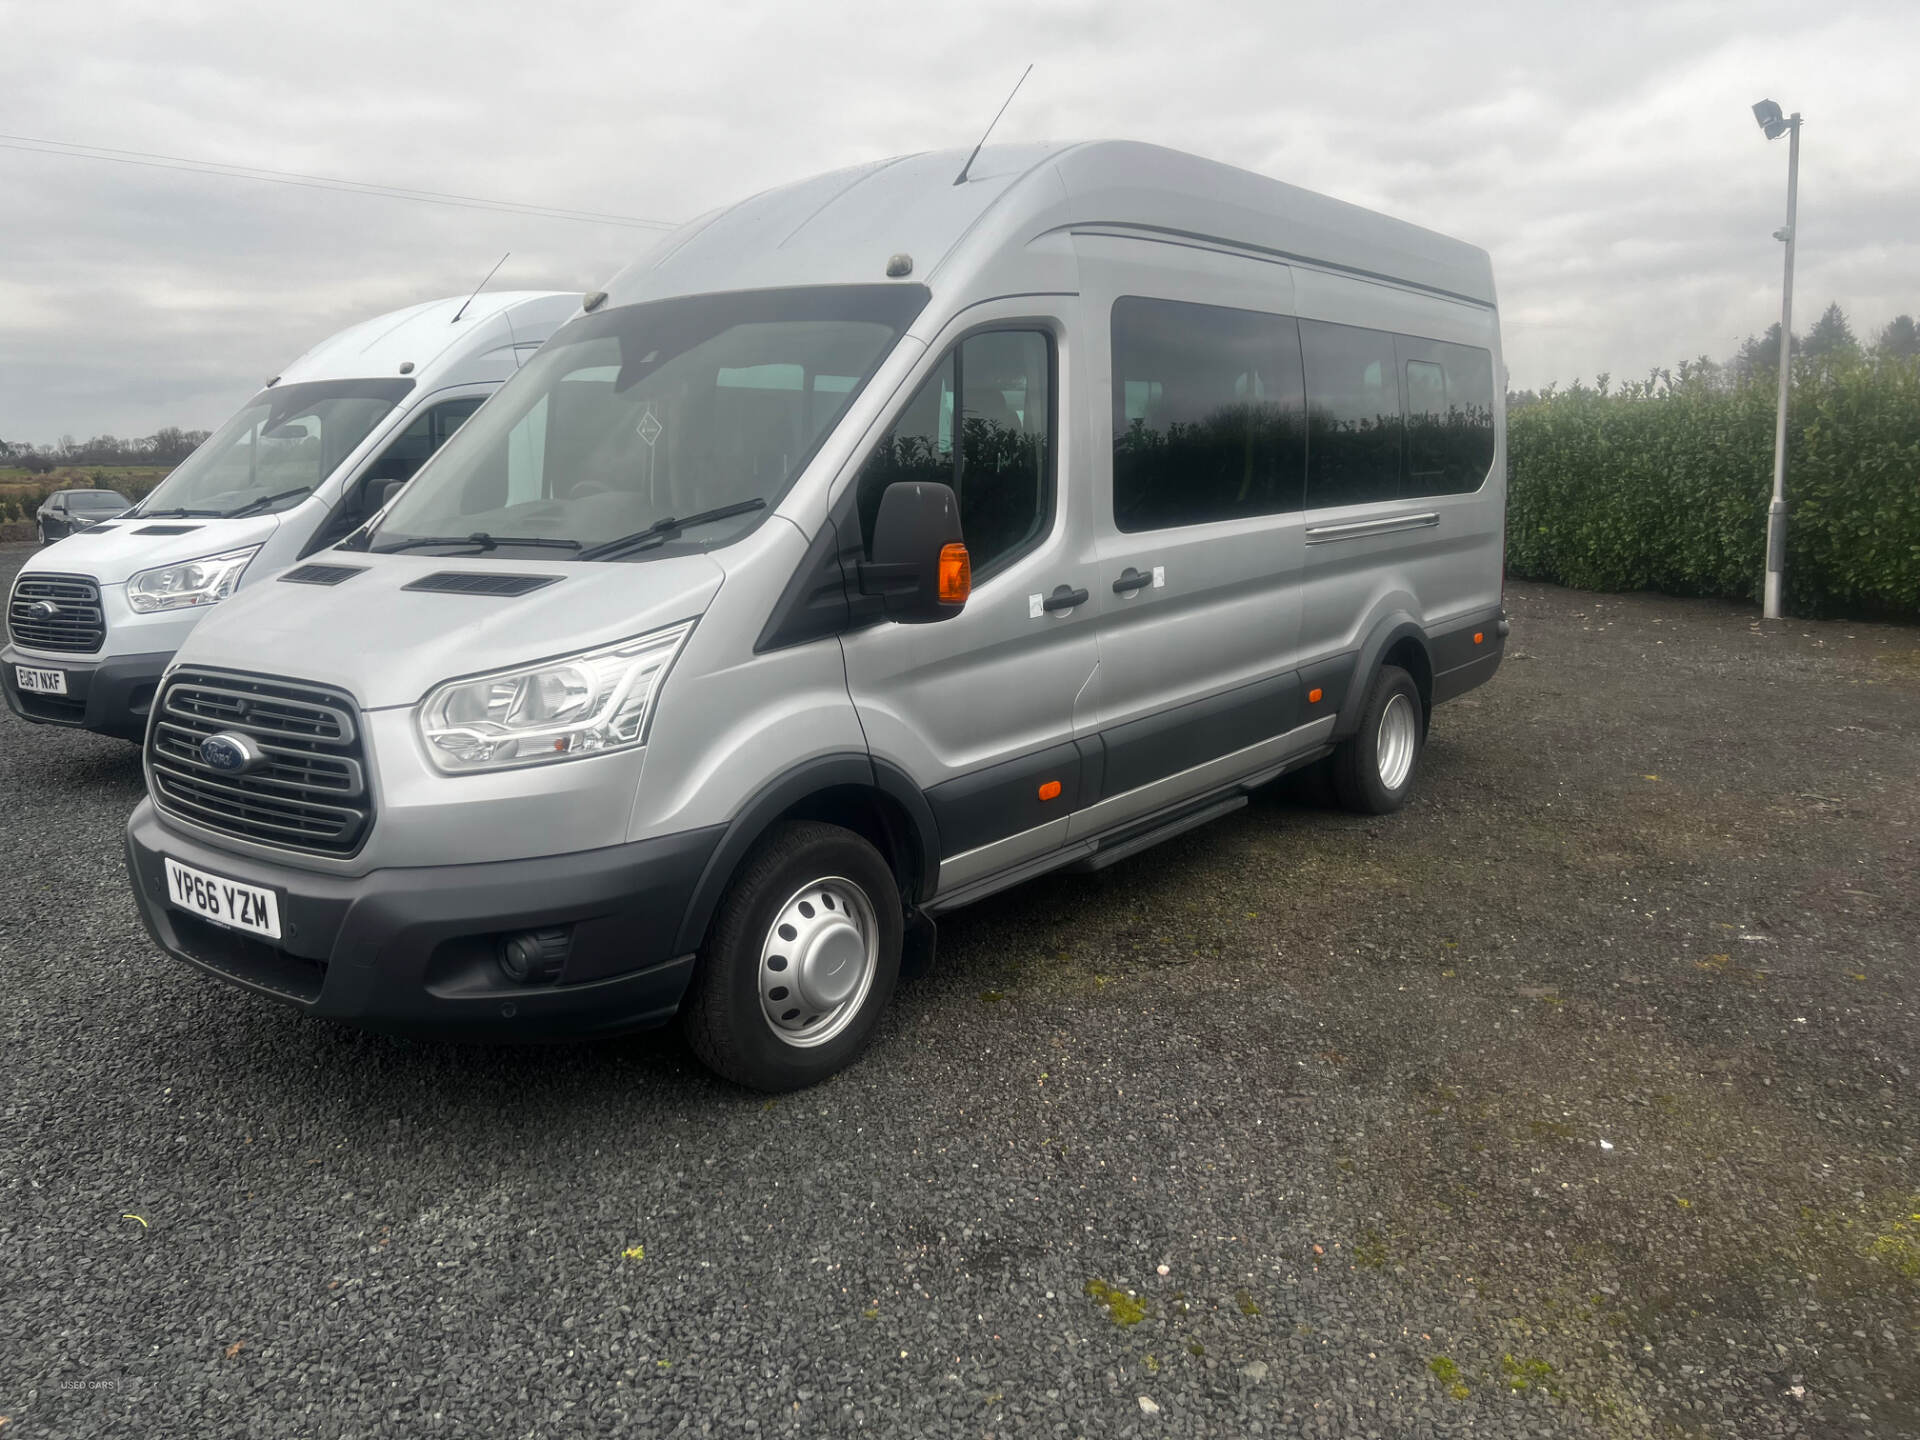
[
  {"xmin": 163, "ymin": 857, "xmax": 282, "ymax": 940},
  {"xmin": 15, "ymin": 665, "xmax": 67, "ymax": 695}
]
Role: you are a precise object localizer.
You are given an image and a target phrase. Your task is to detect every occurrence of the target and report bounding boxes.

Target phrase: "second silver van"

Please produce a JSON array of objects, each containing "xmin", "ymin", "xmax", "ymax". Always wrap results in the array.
[{"xmin": 124, "ymin": 143, "xmax": 1506, "ymax": 1090}]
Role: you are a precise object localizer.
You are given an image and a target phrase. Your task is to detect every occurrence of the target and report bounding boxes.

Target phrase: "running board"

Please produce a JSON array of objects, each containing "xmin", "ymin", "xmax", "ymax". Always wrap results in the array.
[
  {"xmin": 925, "ymin": 840, "xmax": 1097, "ymax": 914},
  {"xmin": 1064, "ymin": 794, "xmax": 1247, "ymax": 874},
  {"xmin": 924, "ymin": 742, "xmax": 1334, "ymax": 914}
]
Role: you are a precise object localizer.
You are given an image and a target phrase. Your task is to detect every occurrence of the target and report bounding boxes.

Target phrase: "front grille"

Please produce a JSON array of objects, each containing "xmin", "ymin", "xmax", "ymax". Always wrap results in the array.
[
  {"xmin": 8, "ymin": 573, "xmax": 105, "ymax": 653},
  {"xmin": 147, "ymin": 669, "xmax": 373, "ymax": 857}
]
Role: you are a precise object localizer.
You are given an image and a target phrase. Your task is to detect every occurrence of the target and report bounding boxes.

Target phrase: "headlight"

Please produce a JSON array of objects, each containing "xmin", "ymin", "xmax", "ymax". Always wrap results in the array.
[
  {"xmin": 126, "ymin": 547, "xmax": 261, "ymax": 613},
  {"xmin": 417, "ymin": 623, "xmax": 692, "ymax": 774}
]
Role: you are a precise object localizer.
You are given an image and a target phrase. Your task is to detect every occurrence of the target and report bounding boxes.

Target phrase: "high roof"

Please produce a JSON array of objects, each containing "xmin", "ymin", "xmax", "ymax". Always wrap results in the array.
[
  {"xmin": 275, "ymin": 291, "xmax": 582, "ymax": 386},
  {"xmin": 601, "ymin": 141, "xmax": 1495, "ymax": 314}
]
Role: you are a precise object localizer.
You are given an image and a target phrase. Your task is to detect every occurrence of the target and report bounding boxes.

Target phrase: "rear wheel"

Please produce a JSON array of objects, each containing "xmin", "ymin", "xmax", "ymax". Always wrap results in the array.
[
  {"xmin": 681, "ymin": 820, "xmax": 902, "ymax": 1091},
  {"xmin": 1331, "ymin": 663, "xmax": 1424, "ymax": 814}
]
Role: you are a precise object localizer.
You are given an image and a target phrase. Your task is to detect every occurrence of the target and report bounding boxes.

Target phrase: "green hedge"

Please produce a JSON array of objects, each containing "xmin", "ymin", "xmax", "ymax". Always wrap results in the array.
[{"xmin": 1506, "ymin": 358, "xmax": 1920, "ymax": 617}]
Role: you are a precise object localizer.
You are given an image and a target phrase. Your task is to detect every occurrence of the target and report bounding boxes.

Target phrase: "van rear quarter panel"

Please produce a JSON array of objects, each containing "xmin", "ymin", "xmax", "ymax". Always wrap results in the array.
[{"xmin": 1290, "ymin": 266, "xmax": 1506, "ymax": 652}]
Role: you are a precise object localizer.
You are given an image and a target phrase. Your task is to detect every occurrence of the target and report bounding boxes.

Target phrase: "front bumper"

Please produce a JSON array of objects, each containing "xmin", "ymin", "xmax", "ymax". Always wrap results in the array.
[
  {"xmin": 125, "ymin": 799, "xmax": 724, "ymax": 1038},
  {"xmin": 1, "ymin": 644, "xmax": 173, "ymax": 741}
]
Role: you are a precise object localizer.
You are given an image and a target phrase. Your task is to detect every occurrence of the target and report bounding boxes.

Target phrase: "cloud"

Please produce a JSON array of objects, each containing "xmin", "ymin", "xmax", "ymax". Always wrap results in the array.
[{"xmin": 2, "ymin": 0, "xmax": 1916, "ymax": 441}]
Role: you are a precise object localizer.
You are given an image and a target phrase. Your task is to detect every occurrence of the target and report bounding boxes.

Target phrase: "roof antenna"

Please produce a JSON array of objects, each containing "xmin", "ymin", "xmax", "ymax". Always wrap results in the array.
[
  {"xmin": 451, "ymin": 251, "xmax": 510, "ymax": 323},
  {"xmin": 953, "ymin": 65, "xmax": 1032, "ymax": 186}
]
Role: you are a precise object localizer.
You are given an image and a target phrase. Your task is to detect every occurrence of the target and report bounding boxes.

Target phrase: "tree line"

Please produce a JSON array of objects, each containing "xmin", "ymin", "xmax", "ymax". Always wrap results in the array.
[
  {"xmin": 1510, "ymin": 304, "xmax": 1918, "ymax": 411},
  {"xmin": 0, "ymin": 428, "xmax": 211, "ymax": 473}
]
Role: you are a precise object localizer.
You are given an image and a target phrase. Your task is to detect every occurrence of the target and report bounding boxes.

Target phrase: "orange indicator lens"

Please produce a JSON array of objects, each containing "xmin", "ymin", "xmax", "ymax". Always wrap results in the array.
[
  {"xmin": 1038, "ymin": 780, "xmax": 1062, "ymax": 801},
  {"xmin": 938, "ymin": 543, "xmax": 971, "ymax": 604}
]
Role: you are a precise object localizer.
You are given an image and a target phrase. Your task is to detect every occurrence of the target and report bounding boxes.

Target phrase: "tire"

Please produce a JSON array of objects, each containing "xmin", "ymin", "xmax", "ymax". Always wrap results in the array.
[
  {"xmin": 39, "ymin": 521, "xmax": 54, "ymax": 546},
  {"xmin": 681, "ymin": 820, "xmax": 902, "ymax": 1091},
  {"xmin": 1331, "ymin": 663, "xmax": 1424, "ymax": 815}
]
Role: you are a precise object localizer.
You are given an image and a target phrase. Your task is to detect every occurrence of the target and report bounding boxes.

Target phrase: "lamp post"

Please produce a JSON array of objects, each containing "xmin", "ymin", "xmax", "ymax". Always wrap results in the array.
[{"xmin": 1752, "ymin": 99, "xmax": 1800, "ymax": 620}]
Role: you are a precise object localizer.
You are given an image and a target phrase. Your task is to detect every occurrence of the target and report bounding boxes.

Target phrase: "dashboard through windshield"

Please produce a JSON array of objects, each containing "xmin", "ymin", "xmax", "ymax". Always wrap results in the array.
[
  {"xmin": 134, "ymin": 378, "xmax": 414, "ymax": 519},
  {"xmin": 362, "ymin": 285, "xmax": 929, "ymax": 558}
]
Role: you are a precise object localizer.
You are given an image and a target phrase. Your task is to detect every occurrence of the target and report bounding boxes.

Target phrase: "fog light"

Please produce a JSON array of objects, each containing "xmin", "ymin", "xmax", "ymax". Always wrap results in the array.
[{"xmin": 499, "ymin": 927, "xmax": 570, "ymax": 984}]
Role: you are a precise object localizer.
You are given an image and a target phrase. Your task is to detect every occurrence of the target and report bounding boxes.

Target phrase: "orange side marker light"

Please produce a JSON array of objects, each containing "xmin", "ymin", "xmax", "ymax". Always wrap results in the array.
[
  {"xmin": 1473, "ymin": 632, "xmax": 1485, "ymax": 645},
  {"xmin": 938, "ymin": 543, "xmax": 971, "ymax": 604},
  {"xmin": 1038, "ymin": 780, "xmax": 1063, "ymax": 802},
  {"xmin": 1307, "ymin": 687, "xmax": 1323, "ymax": 704}
]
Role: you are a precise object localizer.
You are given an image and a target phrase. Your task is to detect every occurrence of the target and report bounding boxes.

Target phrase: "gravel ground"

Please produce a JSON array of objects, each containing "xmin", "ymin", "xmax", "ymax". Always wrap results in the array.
[{"xmin": 3, "ymin": 538, "xmax": 1917, "ymax": 1440}]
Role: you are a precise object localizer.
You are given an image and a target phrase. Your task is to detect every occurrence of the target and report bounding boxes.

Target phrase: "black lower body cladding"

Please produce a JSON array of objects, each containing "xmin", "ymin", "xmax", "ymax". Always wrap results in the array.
[
  {"xmin": 125, "ymin": 800, "xmax": 724, "ymax": 1038},
  {"xmin": 1427, "ymin": 607, "xmax": 1506, "ymax": 706},
  {"xmin": 0, "ymin": 646, "xmax": 172, "ymax": 741}
]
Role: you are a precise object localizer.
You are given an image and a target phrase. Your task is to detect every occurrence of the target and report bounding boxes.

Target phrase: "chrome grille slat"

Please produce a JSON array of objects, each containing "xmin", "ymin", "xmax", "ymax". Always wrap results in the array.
[
  {"xmin": 147, "ymin": 669, "xmax": 373, "ymax": 856},
  {"xmin": 8, "ymin": 573, "xmax": 106, "ymax": 653}
]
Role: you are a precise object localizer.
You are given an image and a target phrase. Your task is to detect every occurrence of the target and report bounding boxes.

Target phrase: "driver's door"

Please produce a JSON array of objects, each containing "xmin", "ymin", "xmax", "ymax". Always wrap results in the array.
[{"xmin": 839, "ymin": 302, "xmax": 1100, "ymax": 899}]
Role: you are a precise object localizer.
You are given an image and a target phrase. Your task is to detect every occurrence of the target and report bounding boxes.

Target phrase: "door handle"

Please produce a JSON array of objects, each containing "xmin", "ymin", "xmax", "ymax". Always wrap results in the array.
[
  {"xmin": 1042, "ymin": 584, "xmax": 1090, "ymax": 613},
  {"xmin": 1112, "ymin": 568, "xmax": 1152, "ymax": 594}
]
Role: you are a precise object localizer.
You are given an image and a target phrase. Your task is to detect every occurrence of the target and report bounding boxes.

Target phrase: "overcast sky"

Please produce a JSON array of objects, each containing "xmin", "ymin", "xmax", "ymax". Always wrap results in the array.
[{"xmin": 3, "ymin": 0, "xmax": 1917, "ymax": 444}]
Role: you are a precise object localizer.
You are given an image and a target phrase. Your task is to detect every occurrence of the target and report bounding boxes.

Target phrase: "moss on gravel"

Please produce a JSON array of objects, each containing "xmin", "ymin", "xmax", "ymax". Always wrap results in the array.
[{"xmin": 1083, "ymin": 1278, "xmax": 1146, "ymax": 1326}]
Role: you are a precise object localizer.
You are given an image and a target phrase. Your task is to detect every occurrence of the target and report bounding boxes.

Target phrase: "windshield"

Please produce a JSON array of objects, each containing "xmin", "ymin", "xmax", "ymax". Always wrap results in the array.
[
  {"xmin": 136, "ymin": 378, "xmax": 414, "ymax": 518},
  {"xmin": 69, "ymin": 492, "xmax": 132, "ymax": 510},
  {"xmin": 366, "ymin": 286, "xmax": 928, "ymax": 557}
]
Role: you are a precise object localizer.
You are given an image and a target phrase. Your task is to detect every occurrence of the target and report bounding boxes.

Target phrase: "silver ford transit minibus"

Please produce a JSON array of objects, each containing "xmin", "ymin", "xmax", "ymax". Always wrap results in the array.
[
  {"xmin": 5, "ymin": 291, "xmax": 580, "ymax": 739},
  {"xmin": 124, "ymin": 143, "xmax": 1506, "ymax": 1090}
]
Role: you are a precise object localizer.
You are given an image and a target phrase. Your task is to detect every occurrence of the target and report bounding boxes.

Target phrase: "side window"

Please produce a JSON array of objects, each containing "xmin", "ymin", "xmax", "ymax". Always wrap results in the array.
[
  {"xmin": 1301, "ymin": 320, "xmax": 1404, "ymax": 508},
  {"xmin": 1415, "ymin": 342, "xmax": 1496, "ymax": 496},
  {"xmin": 855, "ymin": 330, "xmax": 1052, "ymax": 576},
  {"xmin": 1110, "ymin": 296, "xmax": 1306, "ymax": 532},
  {"xmin": 364, "ymin": 397, "xmax": 486, "ymax": 486}
]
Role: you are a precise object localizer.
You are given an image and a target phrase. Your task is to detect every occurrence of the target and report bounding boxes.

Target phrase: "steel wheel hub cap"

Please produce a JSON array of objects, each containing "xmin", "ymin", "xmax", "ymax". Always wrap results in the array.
[
  {"xmin": 758, "ymin": 877, "xmax": 878, "ymax": 1048},
  {"xmin": 1376, "ymin": 692, "xmax": 1417, "ymax": 791}
]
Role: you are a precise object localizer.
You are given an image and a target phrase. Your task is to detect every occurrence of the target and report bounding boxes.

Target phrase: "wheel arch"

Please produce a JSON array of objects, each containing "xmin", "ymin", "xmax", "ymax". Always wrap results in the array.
[
  {"xmin": 672, "ymin": 753, "xmax": 940, "ymax": 957},
  {"xmin": 1336, "ymin": 611, "xmax": 1432, "ymax": 739}
]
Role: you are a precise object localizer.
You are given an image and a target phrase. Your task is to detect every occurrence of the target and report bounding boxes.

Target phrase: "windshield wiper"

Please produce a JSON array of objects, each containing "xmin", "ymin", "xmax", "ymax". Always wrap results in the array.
[
  {"xmin": 577, "ymin": 499, "xmax": 767, "ymax": 562},
  {"xmin": 133, "ymin": 507, "xmax": 225, "ymax": 518},
  {"xmin": 222, "ymin": 487, "xmax": 312, "ymax": 519},
  {"xmin": 369, "ymin": 532, "xmax": 585, "ymax": 555}
]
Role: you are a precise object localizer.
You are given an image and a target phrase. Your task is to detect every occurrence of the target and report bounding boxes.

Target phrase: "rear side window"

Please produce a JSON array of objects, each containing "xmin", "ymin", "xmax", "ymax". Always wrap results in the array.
[
  {"xmin": 1301, "ymin": 320, "xmax": 1404, "ymax": 508},
  {"xmin": 1110, "ymin": 297, "xmax": 1306, "ymax": 532},
  {"xmin": 855, "ymin": 329, "xmax": 1053, "ymax": 576},
  {"xmin": 1399, "ymin": 338, "xmax": 1496, "ymax": 496}
]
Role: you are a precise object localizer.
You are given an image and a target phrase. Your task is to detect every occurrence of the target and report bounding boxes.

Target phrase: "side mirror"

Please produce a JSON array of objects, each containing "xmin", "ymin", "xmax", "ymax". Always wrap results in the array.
[
  {"xmin": 858, "ymin": 481, "xmax": 970, "ymax": 623},
  {"xmin": 367, "ymin": 477, "xmax": 406, "ymax": 514}
]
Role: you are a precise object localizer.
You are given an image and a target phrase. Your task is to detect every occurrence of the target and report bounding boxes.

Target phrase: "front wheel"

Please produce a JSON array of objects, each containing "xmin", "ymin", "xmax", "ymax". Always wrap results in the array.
[
  {"xmin": 39, "ymin": 521, "xmax": 55, "ymax": 546},
  {"xmin": 1331, "ymin": 663, "xmax": 1424, "ymax": 815},
  {"xmin": 681, "ymin": 820, "xmax": 902, "ymax": 1091}
]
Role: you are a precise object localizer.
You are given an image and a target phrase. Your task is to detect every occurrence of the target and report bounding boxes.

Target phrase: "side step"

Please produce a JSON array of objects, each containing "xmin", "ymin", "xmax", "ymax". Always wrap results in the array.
[{"xmin": 1064, "ymin": 794, "xmax": 1248, "ymax": 874}]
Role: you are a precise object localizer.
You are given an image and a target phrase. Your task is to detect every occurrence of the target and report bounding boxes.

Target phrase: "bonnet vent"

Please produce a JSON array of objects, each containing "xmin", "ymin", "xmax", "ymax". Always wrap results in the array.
[
  {"xmin": 401, "ymin": 572, "xmax": 561, "ymax": 597},
  {"xmin": 135, "ymin": 525, "xmax": 202, "ymax": 536},
  {"xmin": 279, "ymin": 563, "xmax": 368, "ymax": 586}
]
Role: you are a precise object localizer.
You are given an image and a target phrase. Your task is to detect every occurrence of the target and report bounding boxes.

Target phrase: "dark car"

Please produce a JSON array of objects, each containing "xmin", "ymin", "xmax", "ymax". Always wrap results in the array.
[{"xmin": 36, "ymin": 489, "xmax": 133, "ymax": 545}]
